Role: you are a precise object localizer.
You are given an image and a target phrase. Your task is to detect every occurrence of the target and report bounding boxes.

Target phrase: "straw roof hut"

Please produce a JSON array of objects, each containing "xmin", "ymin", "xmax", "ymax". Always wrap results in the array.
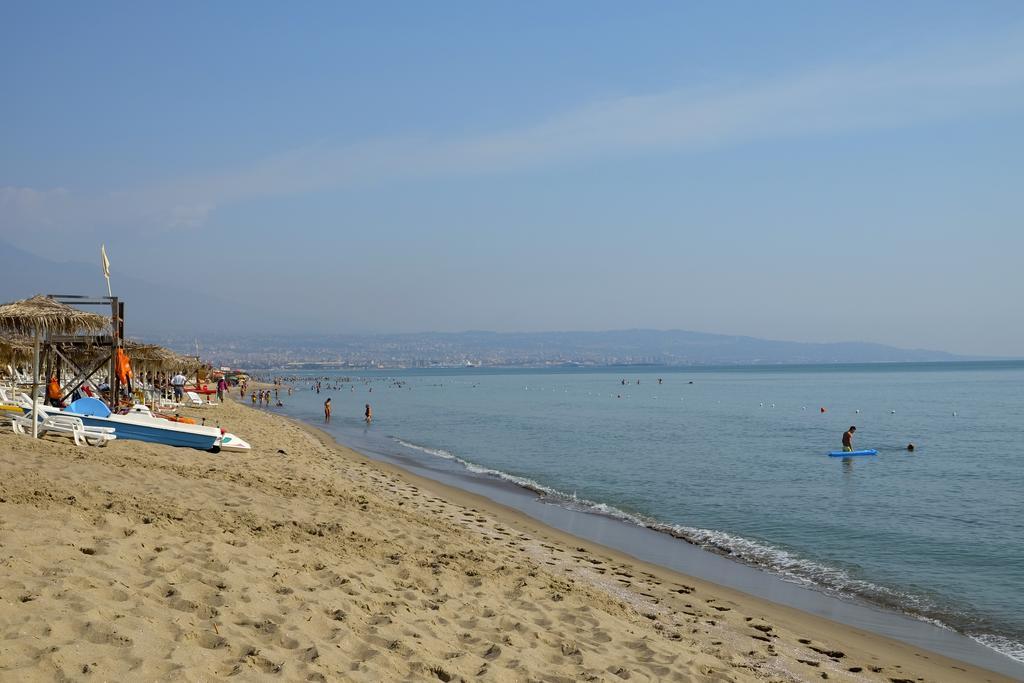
[
  {"xmin": 124, "ymin": 340, "xmax": 178, "ymax": 369},
  {"xmin": 0, "ymin": 333, "xmax": 34, "ymax": 366},
  {"xmin": 172, "ymin": 353, "xmax": 202, "ymax": 373},
  {"xmin": 0, "ymin": 295, "xmax": 108, "ymax": 336}
]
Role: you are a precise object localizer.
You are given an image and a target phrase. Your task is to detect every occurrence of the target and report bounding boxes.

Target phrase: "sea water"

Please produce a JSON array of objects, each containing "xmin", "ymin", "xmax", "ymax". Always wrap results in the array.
[{"xmin": 268, "ymin": 362, "xmax": 1024, "ymax": 665}]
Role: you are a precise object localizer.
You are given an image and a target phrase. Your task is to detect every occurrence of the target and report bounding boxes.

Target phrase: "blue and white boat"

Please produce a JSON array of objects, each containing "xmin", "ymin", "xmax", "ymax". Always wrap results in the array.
[{"xmin": 61, "ymin": 397, "xmax": 223, "ymax": 451}]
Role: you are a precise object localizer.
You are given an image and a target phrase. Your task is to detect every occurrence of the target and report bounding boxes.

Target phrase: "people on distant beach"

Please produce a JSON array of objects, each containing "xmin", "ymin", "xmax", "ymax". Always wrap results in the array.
[
  {"xmin": 842, "ymin": 426, "xmax": 857, "ymax": 452},
  {"xmin": 364, "ymin": 403, "xmax": 372, "ymax": 423},
  {"xmin": 324, "ymin": 398, "xmax": 332, "ymax": 422},
  {"xmin": 251, "ymin": 391, "xmax": 257, "ymax": 405},
  {"xmin": 216, "ymin": 376, "xmax": 228, "ymax": 403}
]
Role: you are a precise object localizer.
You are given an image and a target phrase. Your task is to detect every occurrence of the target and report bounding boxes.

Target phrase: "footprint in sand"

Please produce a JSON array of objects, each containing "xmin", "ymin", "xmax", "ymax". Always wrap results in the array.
[
  {"xmin": 188, "ymin": 631, "xmax": 228, "ymax": 650},
  {"xmin": 79, "ymin": 621, "xmax": 132, "ymax": 647},
  {"xmin": 245, "ymin": 653, "xmax": 282, "ymax": 674}
]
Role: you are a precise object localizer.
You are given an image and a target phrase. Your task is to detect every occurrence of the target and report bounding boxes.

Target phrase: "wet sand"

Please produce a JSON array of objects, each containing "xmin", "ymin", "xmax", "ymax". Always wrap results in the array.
[{"xmin": 0, "ymin": 396, "xmax": 1015, "ymax": 681}]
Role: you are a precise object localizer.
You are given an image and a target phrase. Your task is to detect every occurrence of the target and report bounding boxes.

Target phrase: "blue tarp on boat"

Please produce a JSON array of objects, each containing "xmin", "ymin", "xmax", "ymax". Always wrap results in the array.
[{"xmin": 65, "ymin": 397, "xmax": 112, "ymax": 417}]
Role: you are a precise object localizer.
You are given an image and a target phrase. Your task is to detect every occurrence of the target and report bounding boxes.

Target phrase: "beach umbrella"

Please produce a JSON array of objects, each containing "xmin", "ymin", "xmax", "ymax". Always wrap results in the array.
[
  {"xmin": 0, "ymin": 295, "xmax": 108, "ymax": 438},
  {"xmin": 0, "ymin": 333, "xmax": 34, "ymax": 368},
  {"xmin": 124, "ymin": 340, "xmax": 173, "ymax": 366}
]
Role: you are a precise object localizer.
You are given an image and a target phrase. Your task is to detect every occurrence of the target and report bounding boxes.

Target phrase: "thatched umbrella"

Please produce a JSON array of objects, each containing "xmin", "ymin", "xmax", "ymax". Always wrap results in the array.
[
  {"xmin": 0, "ymin": 295, "xmax": 108, "ymax": 437},
  {"xmin": 173, "ymin": 354, "xmax": 201, "ymax": 374},
  {"xmin": 0, "ymin": 333, "xmax": 34, "ymax": 368},
  {"xmin": 124, "ymin": 340, "xmax": 177, "ymax": 371}
]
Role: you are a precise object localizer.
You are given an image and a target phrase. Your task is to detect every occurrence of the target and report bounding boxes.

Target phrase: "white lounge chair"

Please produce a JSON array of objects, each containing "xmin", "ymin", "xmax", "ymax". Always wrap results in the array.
[
  {"xmin": 6, "ymin": 366, "xmax": 33, "ymax": 385},
  {"xmin": 12, "ymin": 367, "xmax": 33, "ymax": 385},
  {"xmin": 184, "ymin": 391, "xmax": 211, "ymax": 407},
  {"xmin": 157, "ymin": 396, "xmax": 183, "ymax": 410},
  {"xmin": 12, "ymin": 413, "xmax": 117, "ymax": 447},
  {"xmin": 11, "ymin": 392, "xmax": 42, "ymax": 410}
]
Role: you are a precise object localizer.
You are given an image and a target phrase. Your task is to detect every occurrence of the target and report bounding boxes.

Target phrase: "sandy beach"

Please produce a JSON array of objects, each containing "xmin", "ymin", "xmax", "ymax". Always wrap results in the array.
[{"xmin": 0, "ymin": 396, "xmax": 1013, "ymax": 682}]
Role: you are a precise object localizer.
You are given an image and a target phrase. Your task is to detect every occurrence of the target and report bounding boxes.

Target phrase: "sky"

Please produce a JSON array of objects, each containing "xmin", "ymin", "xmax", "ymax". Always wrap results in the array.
[{"xmin": 2, "ymin": 2, "xmax": 1023, "ymax": 356}]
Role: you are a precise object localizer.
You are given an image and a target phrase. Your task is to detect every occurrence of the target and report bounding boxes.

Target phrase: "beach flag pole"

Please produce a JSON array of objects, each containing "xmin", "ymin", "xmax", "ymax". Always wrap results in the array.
[
  {"xmin": 101, "ymin": 245, "xmax": 112, "ymax": 297},
  {"xmin": 30, "ymin": 330, "xmax": 40, "ymax": 439}
]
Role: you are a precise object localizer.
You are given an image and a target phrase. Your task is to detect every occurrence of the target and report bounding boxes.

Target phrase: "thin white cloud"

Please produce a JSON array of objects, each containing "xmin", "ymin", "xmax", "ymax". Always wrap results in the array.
[{"xmin": 4, "ymin": 28, "xmax": 1024, "ymax": 240}]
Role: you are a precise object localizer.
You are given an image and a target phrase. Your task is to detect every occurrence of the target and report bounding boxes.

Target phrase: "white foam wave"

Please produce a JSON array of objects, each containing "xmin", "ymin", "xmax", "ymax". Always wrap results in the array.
[
  {"xmin": 970, "ymin": 634, "xmax": 1024, "ymax": 665},
  {"xmin": 392, "ymin": 438, "xmax": 561, "ymax": 497},
  {"xmin": 393, "ymin": 439, "xmax": 458, "ymax": 461},
  {"xmin": 651, "ymin": 523, "xmax": 920, "ymax": 606}
]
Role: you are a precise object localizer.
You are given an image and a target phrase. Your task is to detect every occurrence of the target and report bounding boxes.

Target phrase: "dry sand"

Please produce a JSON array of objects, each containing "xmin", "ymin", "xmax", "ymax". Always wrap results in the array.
[{"xmin": 0, "ymin": 396, "xmax": 1013, "ymax": 682}]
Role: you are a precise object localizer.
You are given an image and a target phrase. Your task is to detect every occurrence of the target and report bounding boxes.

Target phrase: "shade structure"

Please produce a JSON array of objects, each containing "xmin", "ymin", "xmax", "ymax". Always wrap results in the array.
[
  {"xmin": 0, "ymin": 295, "xmax": 109, "ymax": 336},
  {"xmin": 173, "ymin": 354, "xmax": 201, "ymax": 373},
  {"xmin": 0, "ymin": 295, "xmax": 109, "ymax": 437},
  {"xmin": 124, "ymin": 340, "xmax": 178, "ymax": 369},
  {"xmin": 0, "ymin": 333, "xmax": 35, "ymax": 367}
]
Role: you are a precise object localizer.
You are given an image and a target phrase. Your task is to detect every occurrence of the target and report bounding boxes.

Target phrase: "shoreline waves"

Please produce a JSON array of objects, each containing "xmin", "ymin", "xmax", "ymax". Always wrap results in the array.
[
  {"xmin": 0, "ymin": 394, "xmax": 1017, "ymax": 681},
  {"xmin": 389, "ymin": 435, "xmax": 1024, "ymax": 669}
]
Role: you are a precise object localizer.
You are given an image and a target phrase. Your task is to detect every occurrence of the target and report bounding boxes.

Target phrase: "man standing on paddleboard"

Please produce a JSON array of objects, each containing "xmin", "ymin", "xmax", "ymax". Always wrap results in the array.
[{"xmin": 842, "ymin": 426, "xmax": 856, "ymax": 452}]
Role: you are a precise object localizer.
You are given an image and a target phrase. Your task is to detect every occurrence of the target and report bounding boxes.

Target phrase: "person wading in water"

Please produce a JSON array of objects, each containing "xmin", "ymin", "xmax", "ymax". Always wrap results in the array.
[{"xmin": 842, "ymin": 426, "xmax": 857, "ymax": 452}]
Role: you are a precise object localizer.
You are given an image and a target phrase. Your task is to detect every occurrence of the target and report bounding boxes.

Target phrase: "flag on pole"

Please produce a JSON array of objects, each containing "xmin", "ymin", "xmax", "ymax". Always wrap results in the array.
[{"xmin": 101, "ymin": 244, "xmax": 112, "ymax": 296}]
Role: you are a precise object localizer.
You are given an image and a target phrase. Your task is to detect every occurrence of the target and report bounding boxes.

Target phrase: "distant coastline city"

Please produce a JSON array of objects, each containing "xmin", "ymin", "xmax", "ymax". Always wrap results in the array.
[{"xmin": 153, "ymin": 329, "xmax": 982, "ymax": 370}]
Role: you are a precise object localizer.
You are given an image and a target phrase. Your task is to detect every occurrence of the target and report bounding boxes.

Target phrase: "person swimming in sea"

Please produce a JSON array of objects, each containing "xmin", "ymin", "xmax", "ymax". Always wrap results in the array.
[
  {"xmin": 842, "ymin": 426, "xmax": 856, "ymax": 452},
  {"xmin": 907, "ymin": 443, "xmax": 915, "ymax": 452},
  {"xmin": 364, "ymin": 403, "xmax": 372, "ymax": 423}
]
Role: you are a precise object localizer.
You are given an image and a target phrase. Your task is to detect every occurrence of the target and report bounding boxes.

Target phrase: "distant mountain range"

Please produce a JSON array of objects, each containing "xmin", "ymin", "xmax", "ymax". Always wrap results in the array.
[
  {"xmin": 0, "ymin": 240, "xmax": 980, "ymax": 366},
  {"xmin": 368, "ymin": 329, "xmax": 971, "ymax": 365}
]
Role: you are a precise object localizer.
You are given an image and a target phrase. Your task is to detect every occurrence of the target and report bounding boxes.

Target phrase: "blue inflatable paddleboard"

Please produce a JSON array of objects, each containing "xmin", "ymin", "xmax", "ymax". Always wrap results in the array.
[{"xmin": 828, "ymin": 449, "xmax": 878, "ymax": 457}]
